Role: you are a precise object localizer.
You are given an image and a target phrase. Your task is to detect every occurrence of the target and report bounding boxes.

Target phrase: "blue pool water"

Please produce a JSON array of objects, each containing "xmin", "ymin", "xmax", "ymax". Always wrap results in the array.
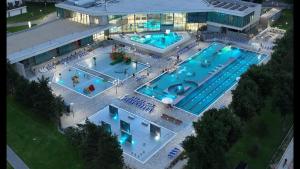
[
  {"xmin": 130, "ymin": 32, "xmax": 182, "ymax": 49},
  {"xmin": 78, "ymin": 54, "xmax": 148, "ymax": 80},
  {"xmin": 137, "ymin": 42, "xmax": 267, "ymax": 115},
  {"xmin": 54, "ymin": 67, "xmax": 113, "ymax": 98}
]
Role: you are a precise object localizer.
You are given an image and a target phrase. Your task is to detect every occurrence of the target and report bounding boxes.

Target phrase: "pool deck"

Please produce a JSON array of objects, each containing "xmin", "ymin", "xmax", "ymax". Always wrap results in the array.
[{"xmin": 30, "ymin": 37, "xmax": 271, "ymax": 169}]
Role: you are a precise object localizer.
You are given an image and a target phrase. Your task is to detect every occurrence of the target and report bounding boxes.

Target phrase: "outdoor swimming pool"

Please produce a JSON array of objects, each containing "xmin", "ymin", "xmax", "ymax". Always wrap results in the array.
[
  {"xmin": 130, "ymin": 32, "xmax": 182, "ymax": 49},
  {"xmin": 53, "ymin": 67, "xmax": 113, "ymax": 98},
  {"xmin": 77, "ymin": 53, "xmax": 148, "ymax": 81},
  {"xmin": 137, "ymin": 42, "xmax": 267, "ymax": 115}
]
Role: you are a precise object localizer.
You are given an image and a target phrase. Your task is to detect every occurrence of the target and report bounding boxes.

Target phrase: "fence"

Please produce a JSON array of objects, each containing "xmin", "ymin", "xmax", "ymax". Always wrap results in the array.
[{"xmin": 267, "ymin": 125, "xmax": 293, "ymax": 169}]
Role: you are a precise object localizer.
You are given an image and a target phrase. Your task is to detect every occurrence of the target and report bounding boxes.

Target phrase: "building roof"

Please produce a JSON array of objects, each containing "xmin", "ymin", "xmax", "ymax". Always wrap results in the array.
[
  {"xmin": 260, "ymin": 8, "xmax": 281, "ymax": 19},
  {"xmin": 7, "ymin": 19, "xmax": 112, "ymax": 63},
  {"xmin": 56, "ymin": 0, "xmax": 260, "ymax": 17}
]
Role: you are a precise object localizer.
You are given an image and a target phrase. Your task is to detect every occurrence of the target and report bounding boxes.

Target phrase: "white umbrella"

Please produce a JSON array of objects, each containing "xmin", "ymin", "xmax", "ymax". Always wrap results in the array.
[{"xmin": 162, "ymin": 97, "xmax": 173, "ymax": 104}]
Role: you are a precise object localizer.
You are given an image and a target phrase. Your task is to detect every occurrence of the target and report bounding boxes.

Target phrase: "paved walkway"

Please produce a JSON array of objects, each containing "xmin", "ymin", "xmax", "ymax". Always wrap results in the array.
[
  {"xmin": 276, "ymin": 138, "xmax": 293, "ymax": 169},
  {"xmin": 7, "ymin": 145, "xmax": 30, "ymax": 169},
  {"xmin": 7, "ymin": 12, "xmax": 58, "ymax": 27}
]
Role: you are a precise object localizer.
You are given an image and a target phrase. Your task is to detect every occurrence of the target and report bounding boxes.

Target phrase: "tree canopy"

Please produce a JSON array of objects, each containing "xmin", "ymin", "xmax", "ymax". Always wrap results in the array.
[
  {"xmin": 65, "ymin": 120, "xmax": 124, "ymax": 169},
  {"xmin": 182, "ymin": 108, "xmax": 241, "ymax": 169},
  {"xmin": 7, "ymin": 62, "xmax": 66, "ymax": 122}
]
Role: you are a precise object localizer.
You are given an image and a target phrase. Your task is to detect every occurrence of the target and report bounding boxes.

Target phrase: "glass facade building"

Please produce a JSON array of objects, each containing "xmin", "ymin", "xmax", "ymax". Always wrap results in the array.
[
  {"xmin": 207, "ymin": 12, "xmax": 255, "ymax": 28},
  {"xmin": 57, "ymin": 7, "xmax": 257, "ymax": 32}
]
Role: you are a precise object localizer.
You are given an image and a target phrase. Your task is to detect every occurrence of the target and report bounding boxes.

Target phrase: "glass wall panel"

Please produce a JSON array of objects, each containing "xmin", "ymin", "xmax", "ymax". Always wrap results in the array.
[
  {"xmin": 186, "ymin": 12, "xmax": 207, "ymax": 23},
  {"xmin": 80, "ymin": 36, "xmax": 94, "ymax": 46},
  {"xmin": 147, "ymin": 14, "xmax": 161, "ymax": 31},
  {"xmin": 110, "ymin": 26, "xmax": 122, "ymax": 33},
  {"xmin": 93, "ymin": 31, "xmax": 105, "ymax": 41},
  {"xmin": 174, "ymin": 13, "xmax": 186, "ymax": 31},
  {"xmin": 186, "ymin": 23, "xmax": 199, "ymax": 31},
  {"xmin": 207, "ymin": 12, "xmax": 251, "ymax": 28},
  {"xmin": 135, "ymin": 14, "xmax": 148, "ymax": 32},
  {"xmin": 161, "ymin": 13, "xmax": 173, "ymax": 25},
  {"xmin": 122, "ymin": 14, "xmax": 135, "ymax": 32},
  {"xmin": 34, "ymin": 49, "xmax": 57, "ymax": 64},
  {"xmin": 70, "ymin": 11, "xmax": 90, "ymax": 25},
  {"xmin": 109, "ymin": 15, "xmax": 123, "ymax": 25},
  {"xmin": 58, "ymin": 42, "xmax": 78, "ymax": 56}
]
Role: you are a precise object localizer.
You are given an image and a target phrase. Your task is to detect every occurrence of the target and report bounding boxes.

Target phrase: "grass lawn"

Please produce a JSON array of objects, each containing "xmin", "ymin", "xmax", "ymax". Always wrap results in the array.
[
  {"xmin": 272, "ymin": 9, "xmax": 293, "ymax": 30},
  {"xmin": 7, "ymin": 162, "xmax": 13, "ymax": 169},
  {"xmin": 7, "ymin": 96, "xmax": 84, "ymax": 169},
  {"xmin": 226, "ymin": 99, "xmax": 293, "ymax": 169},
  {"xmin": 7, "ymin": 2, "xmax": 56, "ymax": 24},
  {"xmin": 7, "ymin": 24, "xmax": 37, "ymax": 33}
]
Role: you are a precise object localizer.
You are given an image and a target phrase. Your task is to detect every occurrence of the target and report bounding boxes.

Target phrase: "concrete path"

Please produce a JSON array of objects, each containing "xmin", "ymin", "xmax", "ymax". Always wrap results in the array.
[
  {"xmin": 7, "ymin": 145, "xmax": 30, "ymax": 169},
  {"xmin": 171, "ymin": 159, "xmax": 187, "ymax": 169},
  {"xmin": 7, "ymin": 12, "xmax": 58, "ymax": 27},
  {"xmin": 276, "ymin": 138, "xmax": 293, "ymax": 169}
]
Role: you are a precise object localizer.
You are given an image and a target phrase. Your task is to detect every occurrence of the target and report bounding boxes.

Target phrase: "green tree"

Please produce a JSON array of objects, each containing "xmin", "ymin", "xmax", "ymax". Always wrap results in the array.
[
  {"xmin": 182, "ymin": 108, "xmax": 241, "ymax": 169},
  {"xmin": 273, "ymin": 72, "xmax": 293, "ymax": 116},
  {"xmin": 10, "ymin": 66, "xmax": 66, "ymax": 123},
  {"xmin": 30, "ymin": 76, "xmax": 65, "ymax": 121},
  {"xmin": 231, "ymin": 78, "xmax": 263, "ymax": 121},
  {"xmin": 242, "ymin": 65, "xmax": 273, "ymax": 97},
  {"xmin": 65, "ymin": 120, "xmax": 124, "ymax": 169},
  {"xmin": 7, "ymin": 62, "xmax": 21, "ymax": 95}
]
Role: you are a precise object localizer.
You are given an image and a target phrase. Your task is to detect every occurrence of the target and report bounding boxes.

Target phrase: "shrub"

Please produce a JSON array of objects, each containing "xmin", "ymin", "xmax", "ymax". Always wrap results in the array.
[
  {"xmin": 255, "ymin": 119, "xmax": 269, "ymax": 138},
  {"xmin": 247, "ymin": 143, "xmax": 260, "ymax": 158}
]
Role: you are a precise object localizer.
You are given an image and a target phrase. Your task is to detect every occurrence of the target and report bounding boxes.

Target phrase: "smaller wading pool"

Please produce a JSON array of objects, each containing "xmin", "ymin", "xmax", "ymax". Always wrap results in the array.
[
  {"xmin": 77, "ymin": 54, "xmax": 148, "ymax": 81},
  {"xmin": 53, "ymin": 67, "xmax": 113, "ymax": 98}
]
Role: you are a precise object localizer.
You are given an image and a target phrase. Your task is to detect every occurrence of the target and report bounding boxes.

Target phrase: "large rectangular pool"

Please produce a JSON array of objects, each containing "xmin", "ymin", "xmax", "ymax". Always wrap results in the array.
[
  {"xmin": 136, "ymin": 42, "xmax": 267, "ymax": 115},
  {"xmin": 130, "ymin": 32, "xmax": 182, "ymax": 49}
]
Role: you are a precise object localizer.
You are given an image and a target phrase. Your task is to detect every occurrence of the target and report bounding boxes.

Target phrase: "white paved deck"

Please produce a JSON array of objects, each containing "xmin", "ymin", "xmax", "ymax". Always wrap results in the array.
[{"xmin": 276, "ymin": 138, "xmax": 293, "ymax": 169}]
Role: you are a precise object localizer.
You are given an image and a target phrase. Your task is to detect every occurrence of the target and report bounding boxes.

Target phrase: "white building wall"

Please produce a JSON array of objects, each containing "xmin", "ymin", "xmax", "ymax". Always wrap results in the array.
[
  {"xmin": 7, "ymin": 6, "xmax": 27, "ymax": 17},
  {"xmin": 14, "ymin": 62, "xmax": 27, "ymax": 78}
]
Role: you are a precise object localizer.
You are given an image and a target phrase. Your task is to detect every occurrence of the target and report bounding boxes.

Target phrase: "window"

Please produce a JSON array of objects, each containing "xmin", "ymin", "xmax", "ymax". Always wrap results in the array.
[
  {"xmin": 70, "ymin": 12, "xmax": 90, "ymax": 25},
  {"xmin": 161, "ymin": 13, "xmax": 173, "ymax": 25}
]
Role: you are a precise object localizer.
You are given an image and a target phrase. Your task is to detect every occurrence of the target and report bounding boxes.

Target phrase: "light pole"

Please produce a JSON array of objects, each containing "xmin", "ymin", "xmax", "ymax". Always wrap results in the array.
[
  {"xmin": 134, "ymin": 60, "xmax": 138, "ymax": 71},
  {"xmin": 132, "ymin": 44, "xmax": 136, "ymax": 60},
  {"xmin": 70, "ymin": 102, "xmax": 74, "ymax": 117},
  {"xmin": 114, "ymin": 79, "xmax": 118, "ymax": 95},
  {"xmin": 146, "ymin": 62, "xmax": 150, "ymax": 76}
]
